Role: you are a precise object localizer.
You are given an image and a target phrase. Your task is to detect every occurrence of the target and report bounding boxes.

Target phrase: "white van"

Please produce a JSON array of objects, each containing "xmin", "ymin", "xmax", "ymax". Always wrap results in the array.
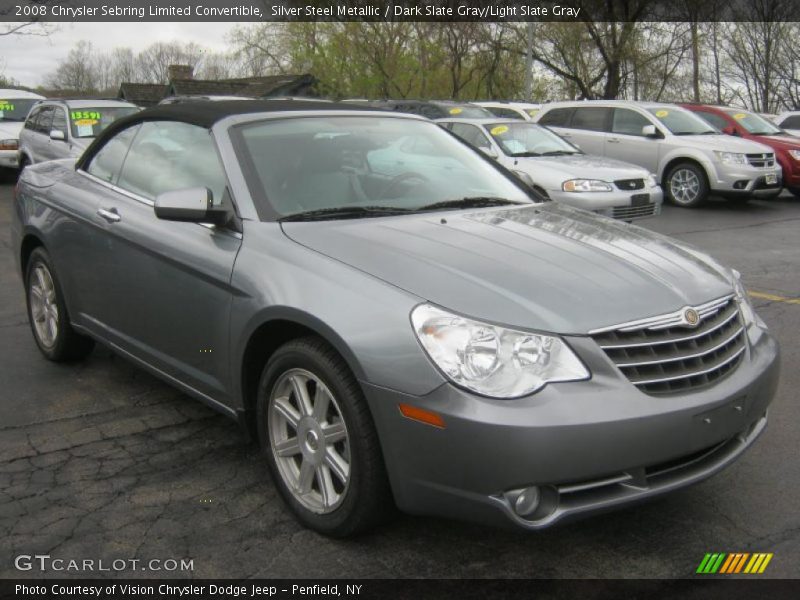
[{"xmin": 0, "ymin": 89, "xmax": 45, "ymax": 171}]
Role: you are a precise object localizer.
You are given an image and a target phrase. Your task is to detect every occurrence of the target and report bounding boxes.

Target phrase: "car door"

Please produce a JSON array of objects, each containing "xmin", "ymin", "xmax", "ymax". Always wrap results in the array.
[
  {"xmin": 606, "ymin": 107, "xmax": 661, "ymax": 174},
  {"xmin": 86, "ymin": 120, "xmax": 242, "ymax": 404},
  {"xmin": 30, "ymin": 106, "xmax": 53, "ymax": 163},
  {"xmin": 41, "ymin": 106, "xmax": 69, "ymax": 161},
  {"xmin": 566, "ymin": 106, "xmax": 611, "ymax": 155}
]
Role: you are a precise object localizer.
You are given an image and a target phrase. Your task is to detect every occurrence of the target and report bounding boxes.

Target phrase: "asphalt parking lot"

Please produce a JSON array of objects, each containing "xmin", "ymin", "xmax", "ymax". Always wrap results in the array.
[{"xmin": 1, "ymin": 176, "xmax": 798, "ymax": 580}]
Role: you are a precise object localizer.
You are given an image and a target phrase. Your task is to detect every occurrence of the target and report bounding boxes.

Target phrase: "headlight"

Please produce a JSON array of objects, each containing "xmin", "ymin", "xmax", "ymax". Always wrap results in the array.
[
  {"xmin": 714, "ymin": 151, "xmax": 747, "ymax": 165},
  {"xmin": 562, "ymin": 179, "xmax": 612, "ymax": 192},
  {"xmin": 646, "ymin": 174, "xmax": 658, "ymax": 188},
  {"xmin": 411, "ymin": 304, "xmax": 589, "ymax": 398},
  {"xmin": 788, "ymin": 149, "xmax": 800, "ymax": 161},
  {"xmin": 731, "ymin": 269, "xmax": 763, "ymax": 329},
  {"xmin": 0, "ymin": 139, "xmax": 18, "ymax": 151}
]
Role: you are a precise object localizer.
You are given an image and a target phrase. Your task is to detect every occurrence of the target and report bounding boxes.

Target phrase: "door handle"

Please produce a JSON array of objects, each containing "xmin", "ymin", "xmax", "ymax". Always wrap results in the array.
[
  {"xmin": 607, "ymin": 137, "xmax": 621, "ymax": 143},
  {"xmin": 97, "ymin": 207, "xmax": 121, "ymax": 223}
]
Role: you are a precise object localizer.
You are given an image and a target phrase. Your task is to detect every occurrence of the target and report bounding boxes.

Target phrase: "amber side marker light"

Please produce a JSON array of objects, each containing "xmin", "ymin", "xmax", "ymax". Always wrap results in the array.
[{"xmin": 398, "ymin": 403, "xmax": 446, "ymax": 428}]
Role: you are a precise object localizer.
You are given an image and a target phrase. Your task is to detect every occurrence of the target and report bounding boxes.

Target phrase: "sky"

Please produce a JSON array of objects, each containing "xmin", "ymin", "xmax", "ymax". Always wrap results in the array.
[{"xmin": 0, "ymin": 22, "xmax": 241, "ymax": 88}]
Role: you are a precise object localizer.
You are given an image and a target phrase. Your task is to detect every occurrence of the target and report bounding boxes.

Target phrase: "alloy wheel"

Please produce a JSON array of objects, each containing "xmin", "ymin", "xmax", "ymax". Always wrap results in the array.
[
  {"xmin": 29, "ymin": 264, "xmax": 59, "ymax": 348},
  {"xmin": 268, "ymin": 368, "xmax": 351, "ymax": 514},
  {"xmin": 670, "ymin": 168, "xmax": 701, "ymax": 205}
]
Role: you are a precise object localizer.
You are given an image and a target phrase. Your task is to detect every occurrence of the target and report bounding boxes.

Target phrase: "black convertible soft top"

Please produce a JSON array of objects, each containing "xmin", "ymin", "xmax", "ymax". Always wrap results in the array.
[{"xmin": 76, "ymin": 99, "xmax": 390, "ymax": 170}]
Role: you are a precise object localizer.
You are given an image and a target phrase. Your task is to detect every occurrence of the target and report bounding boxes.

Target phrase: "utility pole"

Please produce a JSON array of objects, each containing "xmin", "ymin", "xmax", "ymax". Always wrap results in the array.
[{"xmin": 524, "ymin": 22, "xmax": 533, "ymax": 100}]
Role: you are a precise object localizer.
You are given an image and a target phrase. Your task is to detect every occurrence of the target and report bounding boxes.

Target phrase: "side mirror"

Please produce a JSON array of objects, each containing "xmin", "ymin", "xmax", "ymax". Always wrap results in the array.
[
  {"xmin": 641, "ymin": 125, "xmax": 659, "ymax": 138},
  {"xmin": 49, "ymin": 129, "xmax": 66, "ymax": 141},
  {"xmin": 479, "ymin": 145, "xmax": 498, "ymax": 159},
  {"xmin": 722, "ymin": 125, "xmax": 740, "ymax": 136},
  {"xmin": 154, "ymin": 187, "xmax": 229, "ymax": 226}
]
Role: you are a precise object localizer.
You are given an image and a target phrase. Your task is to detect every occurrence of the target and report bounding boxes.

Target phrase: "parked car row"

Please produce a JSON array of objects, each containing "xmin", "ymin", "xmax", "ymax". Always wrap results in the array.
[
  {"xmin": 12, "ymin": 99, "xmax": 780, "ymax": 537},
  {"xmin": 344, "ymin": 97, "xmax": 798, "ymax": 211}
]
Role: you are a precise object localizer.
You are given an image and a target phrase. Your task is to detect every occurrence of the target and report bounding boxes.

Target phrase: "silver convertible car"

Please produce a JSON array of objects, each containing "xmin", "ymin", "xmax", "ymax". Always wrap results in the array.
[{"xmin": 12, "ymin": 101, "xmax": 779, "ymax": 536}]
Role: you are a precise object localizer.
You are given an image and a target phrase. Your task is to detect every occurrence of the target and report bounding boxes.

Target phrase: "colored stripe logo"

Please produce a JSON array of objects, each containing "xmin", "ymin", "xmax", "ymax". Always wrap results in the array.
[{"xmin": 696, "ymin": 553, "xmax": 773, "ymax": 574}]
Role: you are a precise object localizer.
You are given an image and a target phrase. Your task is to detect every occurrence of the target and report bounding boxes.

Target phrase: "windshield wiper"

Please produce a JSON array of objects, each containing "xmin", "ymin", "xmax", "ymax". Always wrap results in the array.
[
  {"xmin": 278, "ymin": 206, "xmax": 413, "ymax": 222},
  {"xmin": 412, "ymin": 197, "xmax": 525, "ymax": 213},
  {"xmin": 540, "ymin": 150, "xmax": 578, "ymax": 156},
  {"xmin": 509, "ymin": 151, "xmax": 543, "ymax": 157}
]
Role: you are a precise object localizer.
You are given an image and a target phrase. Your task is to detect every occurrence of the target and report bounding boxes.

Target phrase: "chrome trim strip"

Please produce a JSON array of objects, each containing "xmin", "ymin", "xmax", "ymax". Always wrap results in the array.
[
  {"xmin": 598, "ymin": 307, "xmax": 740, "ymax": 349},
  {"xmin": 589, "ymin": 294, "xmax": 734, "ymax": 334},
  {"xmin": 614, "ymin": 326, "xmax": 744, "ymax": 368},
  {"xmin": 629, "ymin": 346, "xmax": 745, "ymax": 385},
  {"xmin": 558, "ymin": 473, "xmax": 633, "ymax": 494}
]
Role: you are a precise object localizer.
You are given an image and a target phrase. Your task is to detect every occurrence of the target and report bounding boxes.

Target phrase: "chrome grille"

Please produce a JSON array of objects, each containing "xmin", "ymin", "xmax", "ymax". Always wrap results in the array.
[
  {"xmin": 591, "ymin": 296, "xmax": 746, "ymax": 395},
  {"xmin": 746, "ymin": 153, "xmax": 775, "ymax": 168},
  {"xmin": 614, "ymin": 178, "xmax": 645, "ymax": 191},
  {"xmin": 611, "ymin": 203, "xmax": 658, "ymax": 220}
]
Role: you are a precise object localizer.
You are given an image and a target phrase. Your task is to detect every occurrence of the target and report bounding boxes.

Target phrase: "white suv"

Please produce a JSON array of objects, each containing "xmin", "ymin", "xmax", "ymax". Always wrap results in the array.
[{"xmin": 534, "ymin": 101, "xmax": 782, "ymax": 207}]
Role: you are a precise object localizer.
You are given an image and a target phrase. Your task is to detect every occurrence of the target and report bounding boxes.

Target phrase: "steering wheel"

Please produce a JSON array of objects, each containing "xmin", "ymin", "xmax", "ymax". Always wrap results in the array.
[{"xmin": 378, "ymin": 172, "xmax": 429, "ymax": 200}]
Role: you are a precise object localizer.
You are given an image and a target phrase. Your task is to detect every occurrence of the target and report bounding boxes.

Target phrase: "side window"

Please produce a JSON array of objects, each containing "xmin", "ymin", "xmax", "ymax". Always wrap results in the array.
[
  {"xmin": 611, "ymin": 108, "xmax": 652, "ymax": 136},
  {"xmin": 570, "ymin": 107, "xmax": 611, "ymax": 132},
  {"xmin": 51, "ymin": 109, "xmax": 68, "ymax": 136},
  {"xmin": 538, "ymin": 107, "xmax": 574, "ymax": 127},
  {"xmin": 85, "ymin": 124, "xmax": 141, "ymax": 184},
  {"xmin": 780, "ymin": 115, "xmax": 800, "ymax": 129},
  {"xmin": 34, "ymin": 107, "xmax": 54, "ymax": 134},
  {"xmin": 24, "ymin": 107, "xmax": 40, "ymax": 130},
  {"xmin": 450, "ymin": 123, "xmax": 491, "ymax": 150},
  {"xmin": 116, "ymin": 121, "xmax": 227, "ymax": 203},
  {"xmin": 696, "ymin": 111, "xmax": 729, "ymax": 131}
]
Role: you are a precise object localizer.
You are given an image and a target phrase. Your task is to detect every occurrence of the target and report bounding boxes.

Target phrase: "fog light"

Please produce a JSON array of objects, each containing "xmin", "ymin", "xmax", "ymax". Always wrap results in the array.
[
  {"xmin": 514, "ymin": 486, "xmax": 541, "ymax": 517},
  {"xmin": 733, "ymin": 180, "xmax": 749, "ymax": 190}
]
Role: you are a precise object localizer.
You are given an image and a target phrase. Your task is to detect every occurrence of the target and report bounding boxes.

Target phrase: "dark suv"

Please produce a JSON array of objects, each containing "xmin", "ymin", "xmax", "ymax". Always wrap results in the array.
[{"xmin": 683, "ymin": 104, "xmax": 800, "ymax": 198}]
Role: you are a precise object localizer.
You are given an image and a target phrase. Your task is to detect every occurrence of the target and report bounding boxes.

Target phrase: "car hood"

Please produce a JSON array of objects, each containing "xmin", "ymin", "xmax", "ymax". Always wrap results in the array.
[
  {"xmin": 511, "ymin": 154, "xmax": 650, "ymax": 183},
  {"xmin": 281, "ymin": 203, "xmax": 734, "ymax": 334},
  {"xmin": 678, "ymin": 133, "xmax": 772, "ymax": 153},
  {"xmin": 750, "ymin": 133, "xmax": 800, "ymax": 150},
  {"xmin": 0, "ymin": 121, "xmax": 23, "ymax": 139}
]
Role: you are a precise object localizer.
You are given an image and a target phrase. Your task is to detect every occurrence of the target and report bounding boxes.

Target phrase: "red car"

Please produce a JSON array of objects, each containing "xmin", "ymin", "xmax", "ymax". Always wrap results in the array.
[{"xmin": 682, "ymin": 104, "xmax": 800, "ymax": 198}]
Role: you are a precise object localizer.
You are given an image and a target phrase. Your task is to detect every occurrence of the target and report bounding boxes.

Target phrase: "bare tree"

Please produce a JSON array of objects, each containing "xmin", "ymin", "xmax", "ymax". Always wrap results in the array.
[{"xmin": 45, "ymin": 40, "xmax": 97, "ymax": 92}]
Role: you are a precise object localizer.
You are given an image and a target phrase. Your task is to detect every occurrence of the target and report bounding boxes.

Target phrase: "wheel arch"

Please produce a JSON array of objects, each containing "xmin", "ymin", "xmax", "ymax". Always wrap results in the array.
[
  {"xmin": 660, "ymin": 155, "xmax": 711, "ymax": 188},
  {"xmin": 236, "ymin": 307, "xmax": 369, "ymax": 437},
  {"xmin": 19, "ymin": 231, "xmax": 45, "ymax": 276}
]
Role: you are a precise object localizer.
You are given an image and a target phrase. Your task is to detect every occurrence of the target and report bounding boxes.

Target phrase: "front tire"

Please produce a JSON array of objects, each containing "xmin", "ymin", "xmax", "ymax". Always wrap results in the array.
[
  {"xmin": 257, "ymin": 337, "xmax": 392, "ymax": 537},
  {"xmin": 665, "ymin": 162, "xmax": 709, "ymax": 207},
  {"xmin": 25, "ymin": 248, "xmax": 95, "ymax": 361}
]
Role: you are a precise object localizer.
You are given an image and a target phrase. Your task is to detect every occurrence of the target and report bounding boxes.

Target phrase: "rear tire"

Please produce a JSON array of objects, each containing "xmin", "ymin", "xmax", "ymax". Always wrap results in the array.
[
  {"xmin": 665, "ymin": 162, "xmax": 709, "ymax": 207},
  {"xmin": 25, "ymin": 248, "xmax": 95, "ymax": 361},
  {"xmin": 257, "ymin": 336, "xmax": 393, "ymax": 537}
]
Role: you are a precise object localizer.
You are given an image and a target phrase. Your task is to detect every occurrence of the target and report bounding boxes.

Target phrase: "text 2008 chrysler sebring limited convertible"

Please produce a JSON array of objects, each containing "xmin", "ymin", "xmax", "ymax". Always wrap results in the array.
[{"xmin": 12, "ymin": 101, "xmax": 779, "ymax": 537}]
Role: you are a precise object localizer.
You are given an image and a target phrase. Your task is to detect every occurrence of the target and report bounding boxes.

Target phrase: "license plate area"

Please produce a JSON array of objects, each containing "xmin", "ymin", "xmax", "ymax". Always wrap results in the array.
[{"xmin": 631, "ymin": 193, "xmax": 650, "ymax": 206}]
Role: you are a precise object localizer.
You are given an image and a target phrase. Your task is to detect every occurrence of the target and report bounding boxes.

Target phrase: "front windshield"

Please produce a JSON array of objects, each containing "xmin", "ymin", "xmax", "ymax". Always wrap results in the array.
[
  {"xmin": 69, "ymin": 107, "xmax": 139, "ymax": 138},
  {"xmin": 647, "ymin": 106, "xmax": 717, "ymax": 135},
  {"xmin": 723, "ymin": 110, "xmax": 782, "ymax": 135},
  {"xmin": 0, "ymin": 98, "xmax": 38, "ymax": 122},
  {"xmin": 485, "ymin": 122, "xmax": 579, "ymax": 156},
  {"xmin": 236, "ymin": 116, "xmax": 531, "ymax": 219},
  {"xmin": 443, "ymin": 105, "xmax": 494, "ymax": 118}
]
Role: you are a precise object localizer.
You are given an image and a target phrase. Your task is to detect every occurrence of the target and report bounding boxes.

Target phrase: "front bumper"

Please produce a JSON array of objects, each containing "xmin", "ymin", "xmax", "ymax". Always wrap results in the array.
[
  {"xmin": 0, "ymin": 149, "xmax": 18, "ymax": 169},
  {"xmin": 711, "ymin": 162, "xmax": 782, "ymax": 197},
  {"xmin": 363, "ymin": 326, "xmax": 779, "ymax": 530},
  {"xmin": 548, "ymin": 186, "xmax": 663, "ymax": 221}
]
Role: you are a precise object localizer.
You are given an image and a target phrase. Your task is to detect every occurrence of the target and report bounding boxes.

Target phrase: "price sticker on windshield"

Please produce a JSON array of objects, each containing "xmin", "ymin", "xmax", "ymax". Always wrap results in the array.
[
  {"xmin": 733, "ymin": 113, "xmax": 747, "ymax": 120},
  {"xmin": 74, "ymin": 119, "xmax": 98, "ymax": 127},
  {"xmin": 655, "ymin": 110, "xmax": 669, "ymax": 117},
  {"xmin": 449, "ymin": 107, "xmax": 463, "ymax": 115},
  {"xmin": 490, "ymin": 125, "xmax": 509, "ymax": 136},
  {"xmin": 0, "ymin": 101, "xmax": 14, "ymax": 111},
  {"xmin": 71, "ymin": 110, "xmax": 101, "ymax": 121},
  {"xmin": 527, "ymin": 109, "xmax": 539, "ymax": 117}
]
